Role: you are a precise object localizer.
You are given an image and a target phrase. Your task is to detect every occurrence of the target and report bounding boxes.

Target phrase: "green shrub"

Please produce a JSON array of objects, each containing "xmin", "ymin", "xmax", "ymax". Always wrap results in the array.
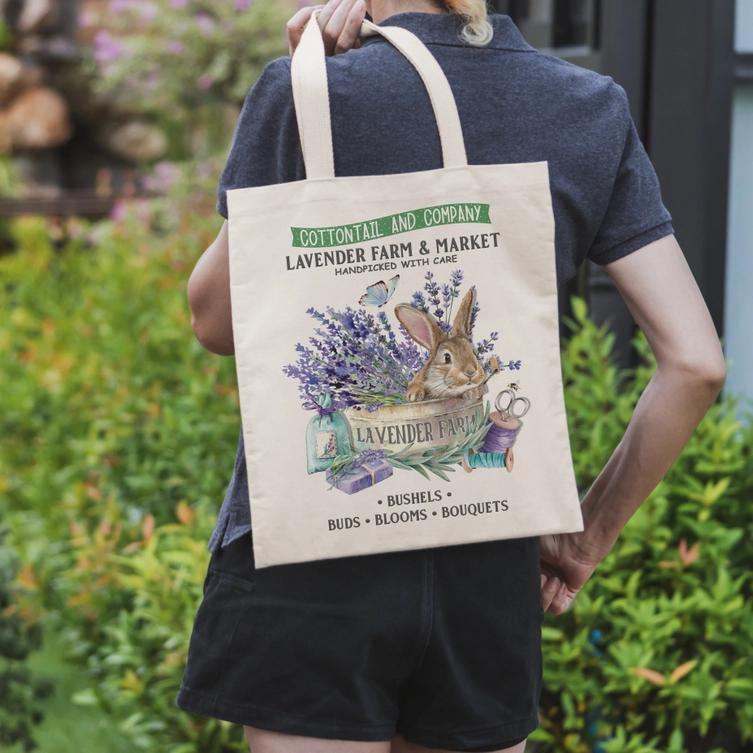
[
  {"xmin": 0, "ymin": 190, "xmax": 236, "ymax": 582},
  {"xmin": 61, "ymin": 509, "xmax": 246, "ymax": 752},
  {"xmin": 532, "ymin": 298, "xmax": 753, "ymax": 753},
  {"xmin": 0, "ymin": 19, "xmax": 10, "ymax": 51},
  {"xmin": 0, "ymin": 177, "xmax": 246, "ymax": 750},
  {"xmin": 0, "ymin": 528, "xmax": 54, "ymax": 752}
]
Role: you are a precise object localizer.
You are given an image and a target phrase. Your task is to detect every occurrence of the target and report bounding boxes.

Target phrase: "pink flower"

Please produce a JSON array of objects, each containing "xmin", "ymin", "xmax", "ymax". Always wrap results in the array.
[
  {"xmin": 78, "ymin": 9, "xmax": 97, "ymax": 27},
  {"xmin": 197, "ymin": 74, "xmax": 214, "ymax": 90},
  {"xmin": 166, "ymin": 39, "xmax": 185, "ymax": 54},
  {"xmin": 138, "ymin": 1, "xmax": 158, "ymax": 22},
  {"xmin": 195, "ymin": 12, "xmax": 215, "ymax": 35},
  {"xmin": 143, "ymin": 161, "xmax": 182, "ymax": 193},
  {"xmin": 110, "ymin": 199, "xmax": 128, "ymax": 223},
  {"xmin": 196, "ymin": 160, "xmax": 214, "ymax": 179},
  {"xmin": 169, "ymin": 0, "xmax": 188, "ymax": 7},
  {"xmin": 93, "ymin": 30, "xmax": 125, "ymax": 64},
  {"xmin": 109, "ymin": 0, "xmax": 158, "ymax": 22},
  {"xmin": 235, "ymin": 0, "xmax": 253, "ymax": 10},
  {"xmin": 110, "ymin": 199, "xmax": 154, "ymax": 225}
]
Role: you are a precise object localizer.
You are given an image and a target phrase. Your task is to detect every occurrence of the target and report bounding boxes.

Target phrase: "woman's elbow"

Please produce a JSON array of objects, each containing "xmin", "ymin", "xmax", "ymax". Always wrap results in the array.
[
  {"xmin": 187, "ymin": 274, "xmax": 235, "ymax": 356},
  {"xmin": 190, "ymin": 311, "xmax": 235, "ymax": 356},
  {"xmin": 698, "ymin": 359, "xmax": 727, "ymax": 393},
  {"xmin": 663, "ymin": 351, "xmax": 727, "ymax": 395},
  {"xmin": 187, "ymin": 280, "xmax": 235, "ymax": 356}
]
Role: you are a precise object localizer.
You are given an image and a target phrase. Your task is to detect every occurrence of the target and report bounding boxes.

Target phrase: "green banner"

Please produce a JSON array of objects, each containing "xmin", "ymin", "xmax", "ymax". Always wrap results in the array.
[{"xmin": 291, "ymin": 202, "xmax": 491, "ymax": 248}]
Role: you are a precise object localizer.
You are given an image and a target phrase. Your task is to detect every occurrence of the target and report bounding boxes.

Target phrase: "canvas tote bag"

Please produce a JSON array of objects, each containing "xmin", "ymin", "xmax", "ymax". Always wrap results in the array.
[{"xmin": 226, "ymin": 11, "xmax": 584, "ymax": 569}]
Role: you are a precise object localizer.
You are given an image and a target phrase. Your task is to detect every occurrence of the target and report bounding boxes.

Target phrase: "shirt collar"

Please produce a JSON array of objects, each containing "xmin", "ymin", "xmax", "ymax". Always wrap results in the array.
[{"xmin": 361, "ymin": 11, "xmax": 536, "ymax": 52}]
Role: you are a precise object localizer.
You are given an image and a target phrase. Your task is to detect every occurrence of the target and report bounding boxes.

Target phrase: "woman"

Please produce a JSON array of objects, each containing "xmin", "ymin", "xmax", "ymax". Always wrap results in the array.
[{"xmin": 176, "ymin": 1, "xmax": 727, "ymax": 751}]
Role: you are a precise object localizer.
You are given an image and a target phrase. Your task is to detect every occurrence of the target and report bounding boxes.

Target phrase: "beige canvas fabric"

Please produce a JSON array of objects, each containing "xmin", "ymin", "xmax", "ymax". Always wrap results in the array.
[{"xmin": 226, "ymin": 12, "xmax": 584, "ymax": 569}]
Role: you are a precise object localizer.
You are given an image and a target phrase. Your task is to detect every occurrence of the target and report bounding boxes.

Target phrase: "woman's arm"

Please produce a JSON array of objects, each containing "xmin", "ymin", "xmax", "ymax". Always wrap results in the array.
[
  {"xmin": 541, "ymin": 233, "xmax": 727, "ymax": 613},
  {"xmin": 578, "ymin": 233, "xmax": 726, "ymax": 556},
  {"xmin": 187, "ymin": 222, "xmax": 234, "ymax": 356}
]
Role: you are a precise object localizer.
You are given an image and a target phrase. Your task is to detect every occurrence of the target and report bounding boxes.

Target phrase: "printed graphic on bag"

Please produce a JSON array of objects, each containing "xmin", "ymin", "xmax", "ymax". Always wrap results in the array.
[
  {"xmin": 282, "ymin": 208, "xmax": 535, "ymax": 495},
  {"xmin": 227, "ymin": 16, "xmax": 584, "ymax": 568},
  {"xmin": 228, "ymin": 172, "xmax": 585, "ymax": 567}
]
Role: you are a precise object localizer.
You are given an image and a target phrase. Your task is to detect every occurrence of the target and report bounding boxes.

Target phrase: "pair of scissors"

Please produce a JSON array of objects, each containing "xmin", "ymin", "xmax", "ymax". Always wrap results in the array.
[{"xmin": 495, "ymin": 389, "xmax": 531, "ymax": 420}]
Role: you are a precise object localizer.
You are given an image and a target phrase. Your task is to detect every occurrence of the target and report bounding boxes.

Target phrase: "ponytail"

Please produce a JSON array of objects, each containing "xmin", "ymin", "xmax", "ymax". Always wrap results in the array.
[{"xmin": 443, "ymin": 0, "xmax": 493, "ymax": 46}]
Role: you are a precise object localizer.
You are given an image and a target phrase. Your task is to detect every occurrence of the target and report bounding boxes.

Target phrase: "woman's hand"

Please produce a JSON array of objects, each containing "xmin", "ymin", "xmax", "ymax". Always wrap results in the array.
[
  {"xmin": 539, "ymin": 531, "xmax": 606, "ymax": 615},
  {"xmin": 287, "ymin": 0, "xmax": 367, "ymax": 56}
]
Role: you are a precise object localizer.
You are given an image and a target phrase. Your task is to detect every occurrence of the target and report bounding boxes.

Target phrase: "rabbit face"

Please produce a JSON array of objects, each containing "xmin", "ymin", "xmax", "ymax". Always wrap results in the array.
[
  {"xmin": 422, "ymin": 336, "xmax": 486, "ymax": 398},
  {"xmin": 395, "ymin": 286, "xmax": 486, "ymax": 402}
]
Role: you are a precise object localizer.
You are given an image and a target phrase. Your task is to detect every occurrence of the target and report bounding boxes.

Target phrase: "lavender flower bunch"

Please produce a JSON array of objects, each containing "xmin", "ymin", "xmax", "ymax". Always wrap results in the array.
[
  {"xmin": 283, "ymin": 269, "xmax": 519, "ymax": 412},
  {"xmin": 283, "ymin": 306, "xmax": 425, "ymax": 413}
]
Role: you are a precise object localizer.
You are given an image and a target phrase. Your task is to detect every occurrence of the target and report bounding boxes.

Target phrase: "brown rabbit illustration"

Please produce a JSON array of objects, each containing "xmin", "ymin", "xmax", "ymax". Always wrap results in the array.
[{"xmin": 395, "ymin": 286, "xmax": 486, "ymax": 402}]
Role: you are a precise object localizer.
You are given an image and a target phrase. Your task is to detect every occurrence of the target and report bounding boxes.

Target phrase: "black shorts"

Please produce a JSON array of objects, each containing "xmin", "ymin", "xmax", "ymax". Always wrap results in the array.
[{"xmin": 175, "ymin": 531, "xmax": 544, "ymax": 751}]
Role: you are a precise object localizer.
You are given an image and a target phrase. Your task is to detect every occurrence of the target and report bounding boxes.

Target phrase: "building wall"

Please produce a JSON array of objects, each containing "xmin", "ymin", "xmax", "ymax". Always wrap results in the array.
[{"xmin": 723, "ymin": 0, "xmax": 753, "ymax": 407}]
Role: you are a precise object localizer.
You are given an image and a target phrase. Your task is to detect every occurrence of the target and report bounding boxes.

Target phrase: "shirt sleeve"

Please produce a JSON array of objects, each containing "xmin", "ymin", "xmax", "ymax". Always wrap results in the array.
[
  {"xmin": 216, "ymin": 56, "xmax": 303, "ymax": 219},
  {"xmin": 586, "ymin": 83, "xmax": 675, "ymax": 265}
]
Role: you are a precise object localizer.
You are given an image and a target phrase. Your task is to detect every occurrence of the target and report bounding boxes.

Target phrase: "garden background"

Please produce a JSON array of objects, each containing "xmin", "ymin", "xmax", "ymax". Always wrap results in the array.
[{"xmin": 1, "ymin": 2, "xmax": 752, "ymax": 752}]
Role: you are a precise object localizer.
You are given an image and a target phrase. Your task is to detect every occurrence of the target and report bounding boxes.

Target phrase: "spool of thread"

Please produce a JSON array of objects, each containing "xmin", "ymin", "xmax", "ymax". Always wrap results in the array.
[
  {"xmin": 462, "ymin": 411, "xmax": 522, "ymax": 473},
  {"xmin": 464, "ymin": 448, "xmax": 506, "ymax": 469},
  {"xmin": 462, "ymin": 446, "xmax": 515, "ymax": 472},
  {"xmin": 480, "ymin": 421, "xmax": 522, "ymax": 453}
]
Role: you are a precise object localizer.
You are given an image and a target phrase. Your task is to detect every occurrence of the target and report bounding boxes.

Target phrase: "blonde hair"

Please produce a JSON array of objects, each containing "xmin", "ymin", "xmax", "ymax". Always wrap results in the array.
[{"xmin": 443, "ymin": 0, "xmax": 493, "ymax": 46}]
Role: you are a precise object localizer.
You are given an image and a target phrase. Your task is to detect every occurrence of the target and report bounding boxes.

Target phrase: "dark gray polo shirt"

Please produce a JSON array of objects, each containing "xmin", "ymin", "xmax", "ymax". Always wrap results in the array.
[{"xmin": 207, "ymin": 11, "xmax": 674, "ymax": 553}]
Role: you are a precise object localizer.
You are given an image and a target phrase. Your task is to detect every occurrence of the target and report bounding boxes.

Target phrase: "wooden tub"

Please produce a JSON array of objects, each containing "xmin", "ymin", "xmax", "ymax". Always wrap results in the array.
[{"xmin": 344, "ymin": 384, "xmax": 488, "ymax": 454}]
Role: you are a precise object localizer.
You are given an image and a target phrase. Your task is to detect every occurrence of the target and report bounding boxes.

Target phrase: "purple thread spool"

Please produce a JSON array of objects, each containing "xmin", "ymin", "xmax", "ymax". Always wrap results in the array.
[
  {"xmin": 480, "ymin": 389, "xmax": 530, "ymax": 453},
  {"xmin": 480, "ymin": 423, "xmax": 521, "ymax": 452}
]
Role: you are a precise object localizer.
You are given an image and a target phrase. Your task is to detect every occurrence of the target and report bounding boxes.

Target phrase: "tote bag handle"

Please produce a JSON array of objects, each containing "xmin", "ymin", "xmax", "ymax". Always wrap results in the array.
[{"xmin": 291, "ymin": 9, "xmax": 469, "ymax": 180}]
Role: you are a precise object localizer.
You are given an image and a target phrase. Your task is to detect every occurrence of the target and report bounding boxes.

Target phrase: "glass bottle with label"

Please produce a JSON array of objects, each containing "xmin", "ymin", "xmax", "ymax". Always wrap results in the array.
[{"xmin": 306, "ymin": 392, "xmax": 353, "ymax": 474}]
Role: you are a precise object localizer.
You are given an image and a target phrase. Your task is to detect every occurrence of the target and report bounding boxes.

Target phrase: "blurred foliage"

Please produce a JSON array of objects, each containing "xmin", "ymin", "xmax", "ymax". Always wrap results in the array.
[
  {"xmin": 62, "ymin": 513, "xmax": 246, "ymax": 752},
  {"xmin": 0, "ymin": 160, "xmax": 235, "ymax": 549},
  {"xmin": 0, "ymin": 165, "xmax": 246, "ymax": 750},
  {"xmin": 531, "ymin": 299, "xmax": 753, "ymax": 753},
  {"xmin": 0, "ymin": 18, "xmax": 9, "ymax": 50},
  {"xmin": 0, "ymin": 156, "xmax": 19, "ymax": 195},
  {"xmin": 84, "ymin": 0, "xmax": 296, "ymax": 157},
  {"xmin": 0, "ymin": 174, "xmax": 752, "ymax": 751},
  {"xmin": 0, "ymin": 528, "xmax": 54, "ymax": 752},
  {"xmin": 1, "ymin": 158, "xmax": 20, "ymax": 252}
]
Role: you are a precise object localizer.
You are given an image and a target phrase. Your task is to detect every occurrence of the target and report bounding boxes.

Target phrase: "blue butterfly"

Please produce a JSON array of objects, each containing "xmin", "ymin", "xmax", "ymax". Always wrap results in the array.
[{"xmin": 359, "ymin": 274, "xmax": 400, "ymax": 307}]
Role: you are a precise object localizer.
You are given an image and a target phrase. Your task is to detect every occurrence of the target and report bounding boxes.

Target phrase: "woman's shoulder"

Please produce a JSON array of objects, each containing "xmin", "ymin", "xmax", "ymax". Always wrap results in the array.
[
  {"xmin": 527, "ymin": 50, "xmax": 629, "ymax": 110},
  {"xmin": 238, "ymin": 42, "xmax": 634, "ymax": 159},
  {"xmin": 327, "ymin": 37, "xmax": 629, "ymax": 123},
  {"xmin": 247, "ymin": 44, "xmax": 628, "ymax": 117},
  {"xmin": 243, "ymin": 55, "xmax": 293, "ymax": 104}
]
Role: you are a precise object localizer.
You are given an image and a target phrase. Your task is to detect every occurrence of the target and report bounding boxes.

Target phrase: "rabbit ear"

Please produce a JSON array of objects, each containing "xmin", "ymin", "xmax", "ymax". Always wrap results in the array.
[
  {"xmin": 395, "ymin": 304, "xmax": 442, "ymax": 352},
  {"xmin": 451, "ymin": 286, "xmax": 477, "ymax": 339}
]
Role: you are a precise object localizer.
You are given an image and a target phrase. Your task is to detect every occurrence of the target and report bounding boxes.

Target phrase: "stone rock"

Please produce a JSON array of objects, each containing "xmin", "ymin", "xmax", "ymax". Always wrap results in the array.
[
  {"xmin": 0, "ymin": 86, "xmax": 73, "ymax": 152},
  {"xmin": 0, "ymin": 53, "xmax": 23, "ymax": 105},
  {"xmin": 104, "ymin": 121, "xmax": 167, "ymax": 162},
  {"xmin": 16, "ymin": 0, "xmax": 55, "ymax": 33}
]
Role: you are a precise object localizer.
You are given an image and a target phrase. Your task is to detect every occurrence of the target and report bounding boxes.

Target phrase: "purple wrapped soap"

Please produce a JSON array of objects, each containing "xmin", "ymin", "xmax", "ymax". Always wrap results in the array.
[{"xmin": 326, "ymin": 457, "xmax": 393, "ymax": 495}]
